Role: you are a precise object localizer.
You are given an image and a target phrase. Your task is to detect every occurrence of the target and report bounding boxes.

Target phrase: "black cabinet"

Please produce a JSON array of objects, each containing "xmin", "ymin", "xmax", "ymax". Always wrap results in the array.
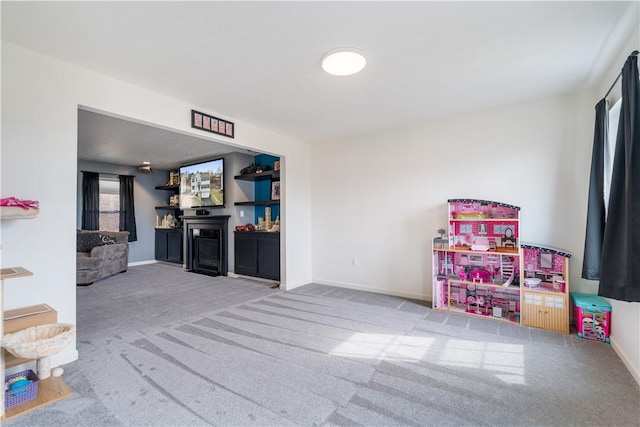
[
  {"xmin": 155, "ymin": 228, "xmax": 183, "ymax": 264},
  {"xmin": 234, "ymin": 231, "xmax": 280, "ymax": 280}
]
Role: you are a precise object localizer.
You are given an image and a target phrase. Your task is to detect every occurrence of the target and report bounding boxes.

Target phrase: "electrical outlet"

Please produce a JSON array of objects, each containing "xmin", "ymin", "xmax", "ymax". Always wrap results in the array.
[{"xmin": 240, "ymin": 210, "xmax": 244, "ymax": 218}]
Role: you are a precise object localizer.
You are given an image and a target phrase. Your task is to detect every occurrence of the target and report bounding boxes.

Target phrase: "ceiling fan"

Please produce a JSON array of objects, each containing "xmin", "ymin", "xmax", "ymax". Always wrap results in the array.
[{"xmin": 138, "ymin": 161, "xmax": 153, "ymax": 173}]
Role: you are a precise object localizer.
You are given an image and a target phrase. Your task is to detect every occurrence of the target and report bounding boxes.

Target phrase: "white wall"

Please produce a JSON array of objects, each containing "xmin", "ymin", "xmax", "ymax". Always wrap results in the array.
[
  {"xmin": 1, "ymin": 41, "xmax": 312, "ymax": 368},
  {"xmin": 311, "ymin": 23, "xmax": 639, "ymax": 384},
  {"xmin": 311, "ymin": 92, "xmax": 593, "ymax": 300}
]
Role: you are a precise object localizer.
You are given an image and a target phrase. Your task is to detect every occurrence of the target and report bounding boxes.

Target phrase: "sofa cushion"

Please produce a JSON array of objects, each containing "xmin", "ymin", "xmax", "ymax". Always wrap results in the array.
[
  {"xmin": 76, "ymin": 252, "xmax": 105, "ymax": 270},
  {"xmin": 77, "ymin": 230, "xmax": 122, "ymax": 252},
  {"xmin": 77, "ymin": 232, "xmax": 103, "ymax": 252}
]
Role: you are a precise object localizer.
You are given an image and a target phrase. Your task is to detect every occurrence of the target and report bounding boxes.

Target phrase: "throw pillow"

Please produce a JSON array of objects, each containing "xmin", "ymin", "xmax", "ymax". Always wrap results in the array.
[
  {"xmin": 77, "ymin": 233, "xmax": 103, "ymax": 252},
  {"xmin": 98, "ymin": 234, "xmax": 117, "ymax": 245}
]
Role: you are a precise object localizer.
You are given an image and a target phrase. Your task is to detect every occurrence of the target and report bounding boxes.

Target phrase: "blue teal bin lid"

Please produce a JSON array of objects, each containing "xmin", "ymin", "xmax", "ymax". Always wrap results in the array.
[{"xmin": 571, "ymin": 292, "xmax": 611, "ymax": 310}]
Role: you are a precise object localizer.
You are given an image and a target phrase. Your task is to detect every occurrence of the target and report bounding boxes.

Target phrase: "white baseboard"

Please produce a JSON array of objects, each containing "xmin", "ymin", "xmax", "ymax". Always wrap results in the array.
[
  {"xmin": 611, "ymin": 337, "xmax": 640, "ymax": 386},
  {"xmin": 128, "ymin": 260, "xmax": 158, "ymax": 267},
  {"xmin": 312, "ymin": 278, "xmax": 430, "ymax": 301}
]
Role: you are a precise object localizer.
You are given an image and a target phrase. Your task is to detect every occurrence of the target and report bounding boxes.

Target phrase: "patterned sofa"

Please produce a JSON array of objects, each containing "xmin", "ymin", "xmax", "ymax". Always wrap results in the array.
[{"xmin": 76, "ymin": 230, "xmax": 129, "ymax": 285}]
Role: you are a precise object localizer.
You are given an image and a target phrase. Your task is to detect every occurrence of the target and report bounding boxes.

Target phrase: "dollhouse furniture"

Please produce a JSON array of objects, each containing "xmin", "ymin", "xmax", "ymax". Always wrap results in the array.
[
  {"xmin": 520, "ymin": 244, "xmax": 571, "ymax": 334},
  {"xmin": 76, "ymin": 230, "xmax": 129, "ymax": 285},
  {"xmin": 432, "ymin": 199, "xmax": 571, "ymax": 334},
  {"xmin": 433, "ymin": 199, "xmax": 522, "ymax": 324}
]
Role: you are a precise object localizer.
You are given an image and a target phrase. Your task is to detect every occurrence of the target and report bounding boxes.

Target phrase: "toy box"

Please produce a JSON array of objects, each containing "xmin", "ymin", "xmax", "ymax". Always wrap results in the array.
[{"xmin": 571, "ymin": 293, "xmax": 611, "ymax": 343}]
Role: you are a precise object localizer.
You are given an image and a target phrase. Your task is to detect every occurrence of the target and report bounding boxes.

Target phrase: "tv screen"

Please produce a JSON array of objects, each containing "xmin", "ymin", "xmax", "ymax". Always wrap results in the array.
[{"xmin": 179, "ymin": 158, "xmax": 224, "ymax": 209}]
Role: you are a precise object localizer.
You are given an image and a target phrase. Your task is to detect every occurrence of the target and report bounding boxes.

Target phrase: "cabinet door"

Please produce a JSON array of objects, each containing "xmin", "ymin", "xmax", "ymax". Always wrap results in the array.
[
  {"xmin": 543, "ymin": 294, "xmax": 568, "ymax": 334},
  {"xmin": 167, "ymin": 230, "xmax": 183, "ymax": 263},
  {"xmin": 258, "ymin": 234, "xmax": 280, "ymax": 280},
  {"xmin": 522, "ymin": 292, "xmax": 546, "ymax": 329},
  {"xmin": 235, "ymin": 233, "xmax": 258, "ymax": 276},
  {"xmin": 155, "ymin": 230, "xmax": 169, "ymax": 261},
  {"xmin": 522, "ymin": 291, "xmax": 569, "ymax": 333}
]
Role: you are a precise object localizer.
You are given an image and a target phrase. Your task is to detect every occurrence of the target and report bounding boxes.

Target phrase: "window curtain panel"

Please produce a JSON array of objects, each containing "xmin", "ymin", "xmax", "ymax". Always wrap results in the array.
[
  {"xmin": 81, "ymin": 171, "xmax": 100, "ymax": 230},
  {"xmin": 598, "ymin": 53, "xmax": 640, "ymax": 302},
  {"xmin": 119, "ymin": 175, "xmax": 138, "ymax": 242},
  {"xmin": 582, "ymin": 99, "xmax": 608, "ymax": 280}
]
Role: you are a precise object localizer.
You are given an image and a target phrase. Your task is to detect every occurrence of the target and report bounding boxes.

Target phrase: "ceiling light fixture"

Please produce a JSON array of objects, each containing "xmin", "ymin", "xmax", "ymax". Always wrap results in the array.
[
  {"xmin": 138, "ymin": 161, "xmax": 153, "ymax": 173},
  {"xmin": 321, "ymin": 48, "xmax": 366, "ymax": 76}
]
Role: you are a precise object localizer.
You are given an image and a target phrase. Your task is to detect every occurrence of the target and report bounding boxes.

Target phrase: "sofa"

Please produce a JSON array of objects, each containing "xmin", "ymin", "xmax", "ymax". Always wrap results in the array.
[{"xmin": 77, "ymin": 230, "xmax": 129, "ymax": 285}]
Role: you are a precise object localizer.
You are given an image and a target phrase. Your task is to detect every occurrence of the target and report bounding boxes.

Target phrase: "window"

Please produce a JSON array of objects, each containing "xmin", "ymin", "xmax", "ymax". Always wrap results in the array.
[
  {"xmin": 603, "ymin": 97, "xmax": 621, "ymax": 218},
  {"xmin": 99, "ymin": 175, "xmax": 120, "ymax": 231}
]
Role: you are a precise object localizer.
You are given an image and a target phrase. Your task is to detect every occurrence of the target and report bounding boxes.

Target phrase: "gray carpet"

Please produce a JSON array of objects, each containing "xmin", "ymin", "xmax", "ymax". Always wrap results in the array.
[{"xmin": 6, "ymin": 263, "xmax": 639, "ymax": 426}]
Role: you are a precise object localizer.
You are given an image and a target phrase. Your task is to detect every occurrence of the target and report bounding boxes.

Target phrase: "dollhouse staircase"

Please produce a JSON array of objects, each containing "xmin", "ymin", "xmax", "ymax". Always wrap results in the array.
[{"xmin": 500, "ymin": 255, "xmax": 515, "ymax": 287}]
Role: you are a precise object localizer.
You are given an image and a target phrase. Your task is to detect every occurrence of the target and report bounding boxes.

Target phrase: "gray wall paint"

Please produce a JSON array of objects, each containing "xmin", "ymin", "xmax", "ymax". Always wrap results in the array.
[
  {"xmin": 77, "ymin": 152, "xmax": 257, "ymax": 267},
  {"xmin": 77, "ymin": 159, "xmax": 170, "ymax": 263}
]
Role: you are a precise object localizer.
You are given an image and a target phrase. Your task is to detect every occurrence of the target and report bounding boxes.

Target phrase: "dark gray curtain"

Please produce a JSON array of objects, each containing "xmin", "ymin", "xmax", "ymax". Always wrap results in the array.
[
  {"xmin": 119, "ymin": 175, "xmax": 138, "ymax": 242},
  {"xmin": 598, "ymin": 53, "xmax": 640, "ymax": 302},
  {"xmin": 581, "ymin": 99, "xmax": 608, "ymax": 280},
  {"xmin": 81, "ymin": 171, "xmax": 100, "ymax": 230}
]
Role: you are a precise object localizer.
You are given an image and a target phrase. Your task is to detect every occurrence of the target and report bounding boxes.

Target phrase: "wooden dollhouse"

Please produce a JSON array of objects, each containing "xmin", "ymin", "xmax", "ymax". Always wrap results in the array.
[{"xmin": 432, "ymin": 199, "xmax": 571, "ymax": 333}]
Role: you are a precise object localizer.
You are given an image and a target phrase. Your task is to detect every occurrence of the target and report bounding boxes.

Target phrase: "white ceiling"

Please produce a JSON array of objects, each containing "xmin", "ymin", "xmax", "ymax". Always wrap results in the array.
[{"xmin": 2, "ymin": 1, "xmax": 637, "ymax": 168}]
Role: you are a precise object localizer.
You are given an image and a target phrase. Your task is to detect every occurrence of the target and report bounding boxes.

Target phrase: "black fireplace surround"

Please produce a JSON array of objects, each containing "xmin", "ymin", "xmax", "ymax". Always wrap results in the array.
[{"xmin": 183, "ymin": 215, "xmax": 230, "ymax": 276}]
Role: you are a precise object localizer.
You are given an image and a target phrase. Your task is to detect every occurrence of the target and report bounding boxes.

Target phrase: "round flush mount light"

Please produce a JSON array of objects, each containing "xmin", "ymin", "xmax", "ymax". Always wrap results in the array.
[{"xmin": 321, "ymin": 48, "xmax": 366, "ymax": 76}]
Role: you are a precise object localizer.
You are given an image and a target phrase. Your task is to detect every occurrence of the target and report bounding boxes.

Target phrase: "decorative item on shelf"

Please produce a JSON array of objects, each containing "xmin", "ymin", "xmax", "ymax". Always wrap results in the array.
[
  {"xmin": 168, "ymin": 171, "xmax": 180, "ymax": 186},
  {"xmin": 274, "ymin": 161, "xmax": 280, "ymax": 171},
  {"xmin": 271, "ymin": 180, "xmax": 281, "ymax": 201},
  {"xmin": 169, "ymin": 195, "xmax": 180, "ymax": 206},
  {"xmin": 235, "ymin": 224, "xmax": 255, "ymax": 232},
  {"xmin": 265, "ymin": 207, "xmax": 272, "ymax": 230},
  {"xmin": 0, "ymin": 197, "xmax": 40, "ymax": 219},
  {"xmin": 268, "ymin": 216, "xmax": 280, "ymax": 232},
  {"xmin": 257, "ymin": 216, "xmax": 265, "ymax": 230},
  {"xmin": 240, "ymin": 163, "xmax": 272, "ymax": 175},
  {"xmin": 240, "ymin": 163, "xmax": 258, "ymax": 175},
  {"xmin": 157, "ymin": 214, "xmax": 177, "ymax": 228}
]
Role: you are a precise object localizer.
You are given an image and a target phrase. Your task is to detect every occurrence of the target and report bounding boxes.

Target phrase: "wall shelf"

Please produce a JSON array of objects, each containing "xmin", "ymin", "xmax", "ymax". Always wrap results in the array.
[
  {"xmin": 2, "ymin": 376, "xmax": 72, "ymax": 422},
  {"xmin": 154, "ymin": 184, "xmax": 179, "ymax": 191},
  {"xmin": 234, "ymin": 170, "xmax": 279, "ymax": 182},
  {"xmin": 234, "ymin": 200, "xmax": 280, "ymax": 207},
  {"xmin": 0, "ymin": 207, "xmax": 39, "ymax": 220}
]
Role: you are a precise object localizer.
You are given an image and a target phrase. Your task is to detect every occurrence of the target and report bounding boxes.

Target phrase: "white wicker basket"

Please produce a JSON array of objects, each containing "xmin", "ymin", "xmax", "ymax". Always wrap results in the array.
[{"xmin": 1, "ymin": 323, "xmax": 75, "ymax": 359}]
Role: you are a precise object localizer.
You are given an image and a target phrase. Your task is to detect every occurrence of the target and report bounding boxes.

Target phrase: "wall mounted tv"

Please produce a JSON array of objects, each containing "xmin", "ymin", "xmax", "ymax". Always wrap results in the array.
[{"xmin": 179, "ymin": 158, "xmax": 225, "ymax": 209}]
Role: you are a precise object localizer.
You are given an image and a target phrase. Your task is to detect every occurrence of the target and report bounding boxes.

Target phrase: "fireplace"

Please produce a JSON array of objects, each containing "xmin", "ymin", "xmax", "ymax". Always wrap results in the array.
[{"xmin": 183, "ymin": 215, "xmax": 230, "ymax": 276}]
